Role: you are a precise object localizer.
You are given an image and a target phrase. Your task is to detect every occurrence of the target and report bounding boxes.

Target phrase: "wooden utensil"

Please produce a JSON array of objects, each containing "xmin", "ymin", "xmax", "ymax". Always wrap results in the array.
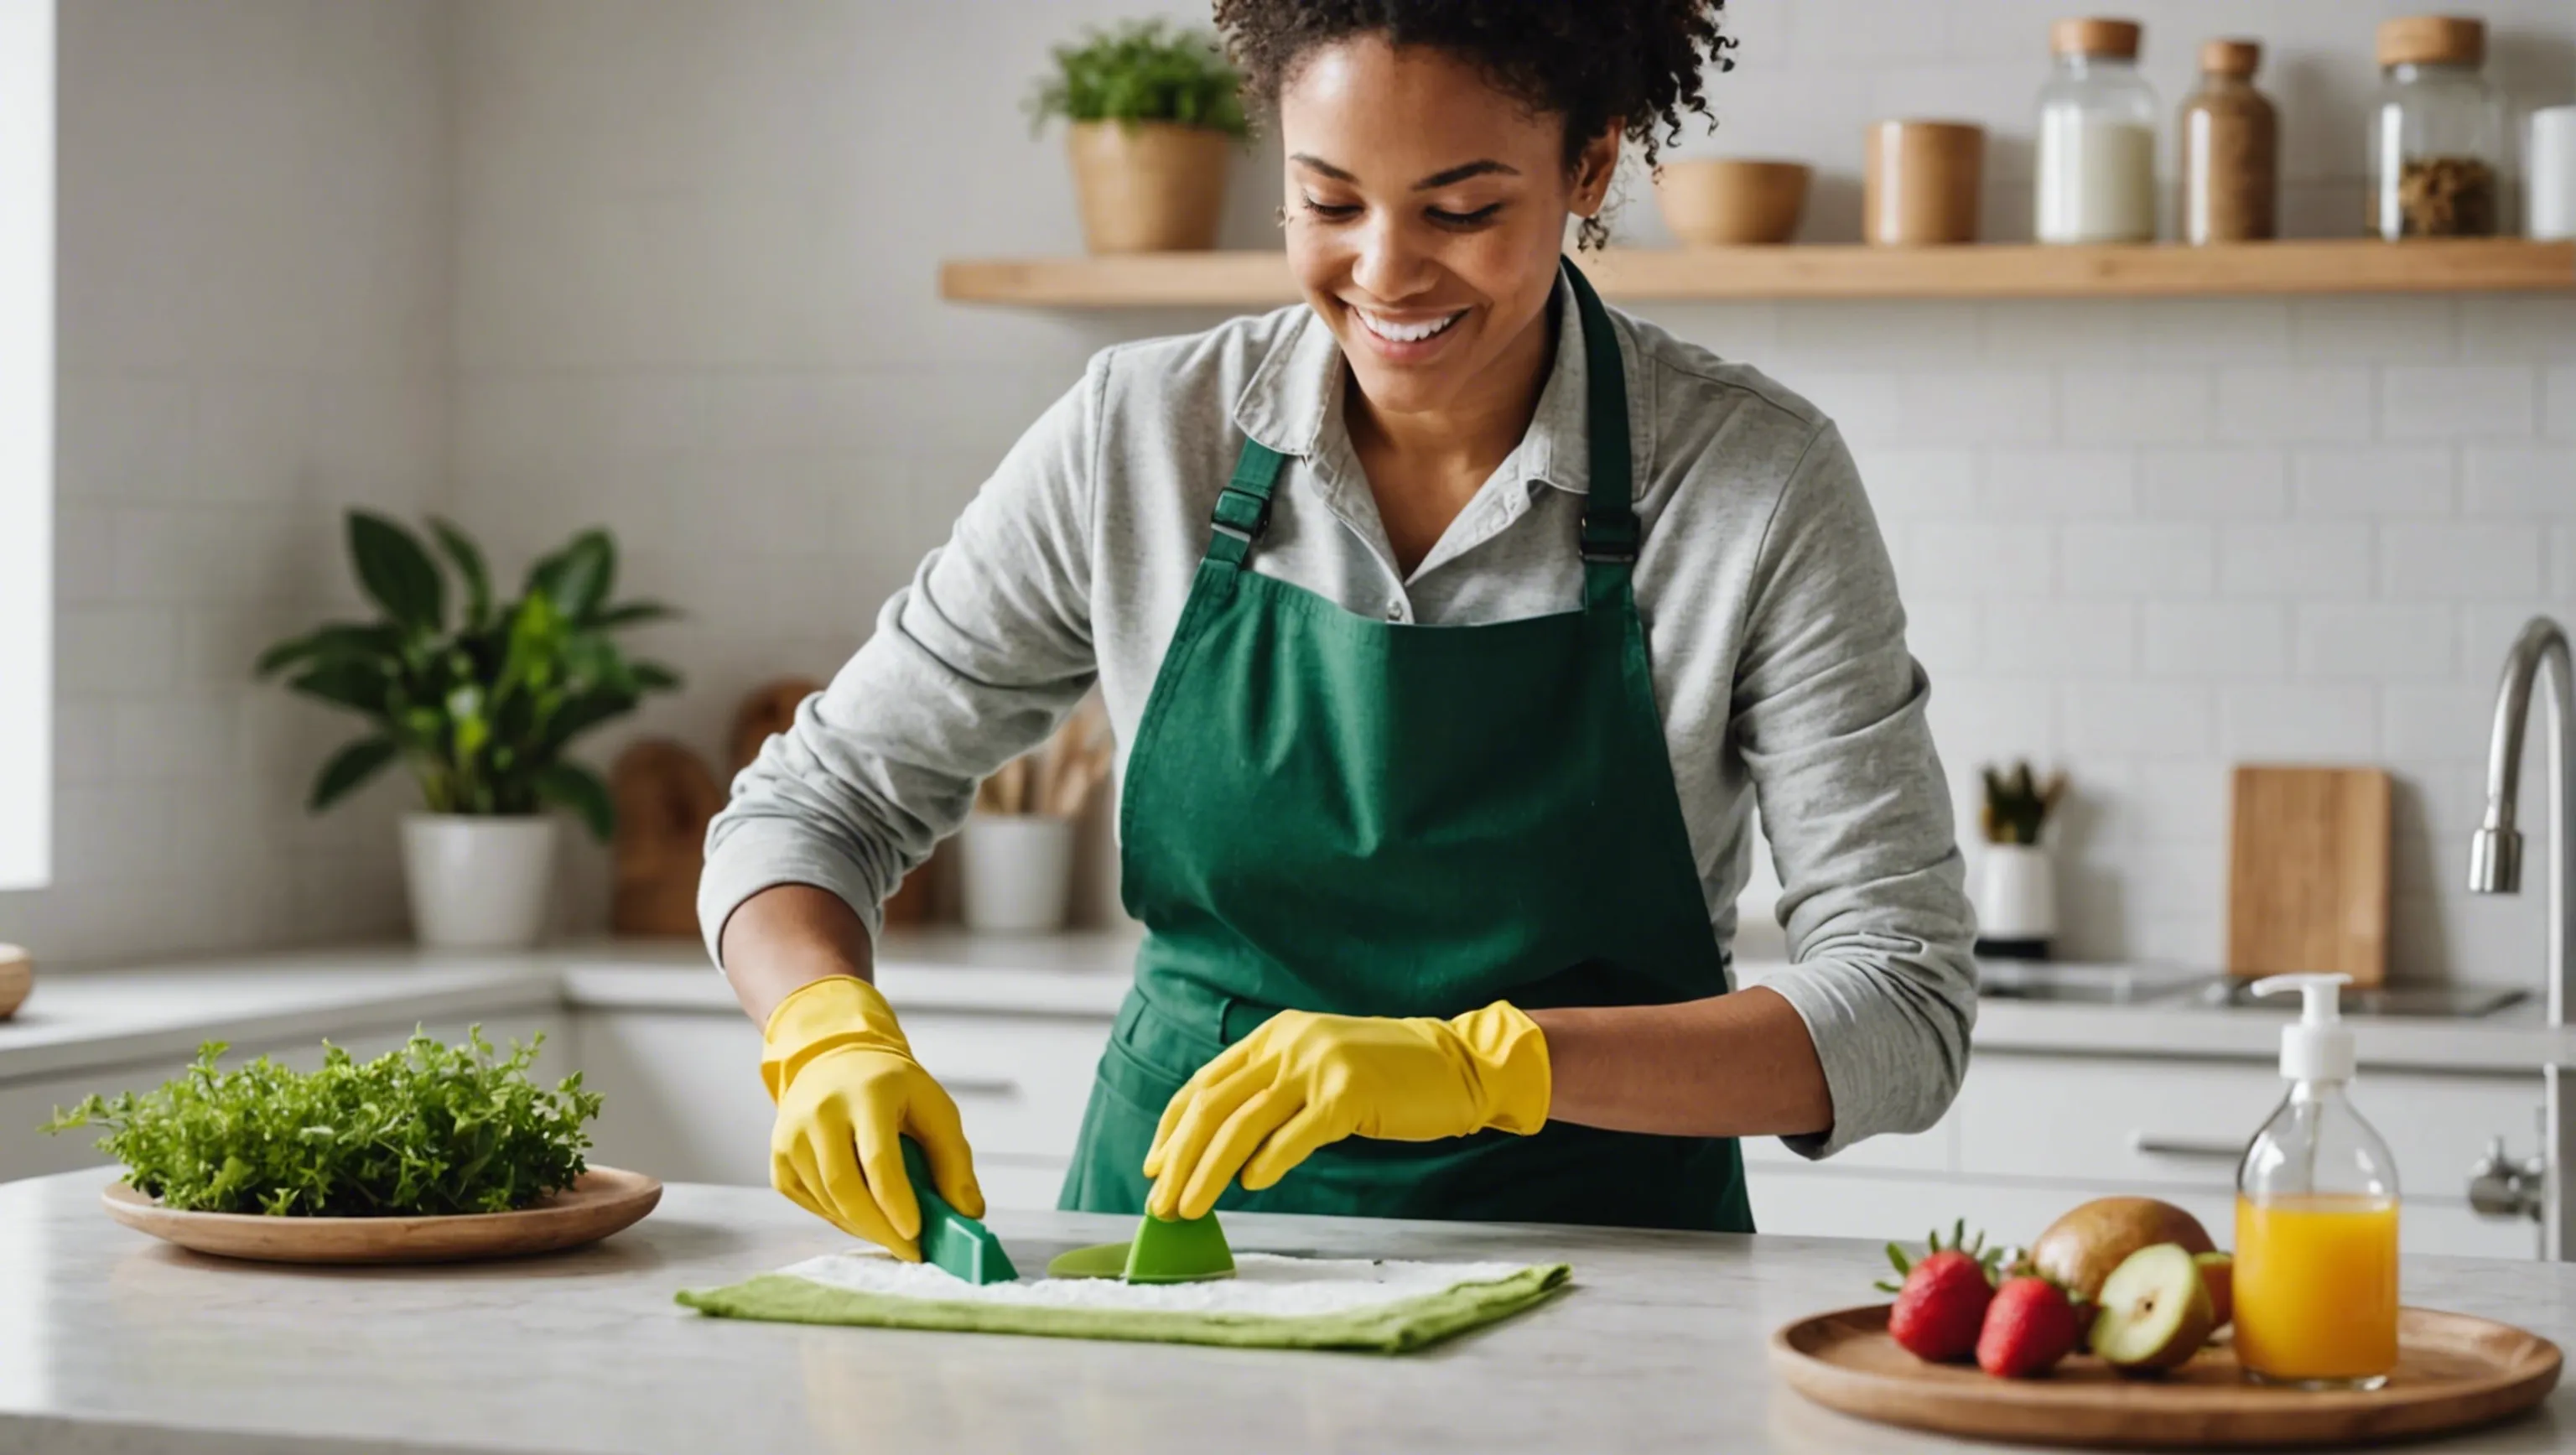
[
  {"xmin": 1772, "ymin": 1303, "xmax": 2560, "ymax": 1448},
  {"xmin": 610, "ymin": 740, "xmax": 727, "ymax": 938},
  {"xmin": 100, "ymin": 1167, "xmax": 662, "ymax": 1265},
  {"xmin": 0, "ymin": 943, "xmax": 28, "ymax": 1020},
  {"xmin": 728, "ymin": 677, "xmax": 824, "ymax": 778},
  {"xmin": 2227, "ymin": 766, "xmax": 2392, "ymax": 988}
]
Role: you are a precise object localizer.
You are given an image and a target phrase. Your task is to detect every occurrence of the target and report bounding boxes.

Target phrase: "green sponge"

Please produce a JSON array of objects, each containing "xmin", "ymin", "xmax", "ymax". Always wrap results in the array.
[
  {"xmin": 1124, "ymin": 1209, "xmax": 1235, "ymax": 1283},
  {"xmin": 900, "ymin": 1137, "xmax": 1017, "ymax": 1285},
  {"xmin": 1042, "ymin": 1209, "xmax": 1236, "ymax": 1284}
]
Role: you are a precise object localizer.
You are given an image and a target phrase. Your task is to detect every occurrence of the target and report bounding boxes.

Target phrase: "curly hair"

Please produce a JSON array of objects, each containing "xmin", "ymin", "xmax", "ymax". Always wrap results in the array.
[{"xmin": 1210, "ymin": 0, "xmax": 1737, "ymax": 248}]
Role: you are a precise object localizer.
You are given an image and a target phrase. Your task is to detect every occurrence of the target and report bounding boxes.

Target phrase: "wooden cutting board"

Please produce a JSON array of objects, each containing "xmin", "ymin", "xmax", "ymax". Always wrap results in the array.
[
  {"xmin": 2227, "ymin": 766, "xmax": 2392, "ymax": 988},
  {"xmin": 1772, "ymin": 1303, "xmax": 2560, "ymax": 1448}
]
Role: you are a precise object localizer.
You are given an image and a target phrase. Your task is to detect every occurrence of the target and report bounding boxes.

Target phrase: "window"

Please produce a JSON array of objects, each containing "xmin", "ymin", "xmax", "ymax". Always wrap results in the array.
[{"xmin": 0, "ymin": 0, "xmax": 52, "ymax": 889}]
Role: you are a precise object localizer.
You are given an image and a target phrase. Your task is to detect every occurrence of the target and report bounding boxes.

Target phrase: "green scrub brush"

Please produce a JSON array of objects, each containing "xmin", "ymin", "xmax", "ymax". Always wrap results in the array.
[
  {"xmin": 900, "ymin": 1136, "xmax": 1017, "ymax": 1285},
  {"xmin": 1045, "ymin": 1208, "xmax": 1236, "ymax": 1284}
]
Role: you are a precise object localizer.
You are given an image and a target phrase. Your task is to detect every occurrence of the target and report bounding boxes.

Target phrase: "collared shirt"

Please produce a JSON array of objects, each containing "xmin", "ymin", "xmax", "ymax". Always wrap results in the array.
[{"xmin": 702, "ymin": 283, "xmax": 1976, "ymax": 1160}]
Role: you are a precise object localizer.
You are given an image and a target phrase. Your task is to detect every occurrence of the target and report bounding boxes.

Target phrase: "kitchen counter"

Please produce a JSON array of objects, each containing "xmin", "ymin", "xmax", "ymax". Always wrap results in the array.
[
  {"xmin": 7, "ymin": 936, "xmax": 2575, "ymax": 1085},
  {"xmin": 3, "ymin": 1167, "xmax": 2569, "ymax": 1455}
]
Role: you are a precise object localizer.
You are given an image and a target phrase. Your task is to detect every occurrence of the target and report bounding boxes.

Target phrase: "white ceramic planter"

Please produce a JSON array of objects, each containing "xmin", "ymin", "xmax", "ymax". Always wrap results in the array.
[
  {"xmin": 1973, "ymin": 842, "xmax": 2057, "ymax": 954},
  {"xmin": 958, "ymin": 813, "xmax": 1077, "ymax": 935},
  {"xmin": 400, "ymin": 813, "xmax": 558, "ymax": 949}
]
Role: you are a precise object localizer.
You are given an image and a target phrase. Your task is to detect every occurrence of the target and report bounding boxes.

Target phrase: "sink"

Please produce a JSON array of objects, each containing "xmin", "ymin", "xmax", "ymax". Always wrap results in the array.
[
  {"xmin": 1972, "ymin": 961, "xmax": 2210, "ymax": 1006},
  {"xmin": 2176, "ymin": 978, "xmax": 2528, "ymax": 1019},
  {"xmin": 1972, "ymin": 961, "xmax": 2532, "ymax": 1018}
]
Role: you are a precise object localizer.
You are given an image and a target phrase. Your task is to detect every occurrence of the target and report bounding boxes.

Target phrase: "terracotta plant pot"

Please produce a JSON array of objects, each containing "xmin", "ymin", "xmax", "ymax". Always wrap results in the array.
[
  {"xmin": 1655, "ymin": 159, "xmax": 1811, "ymax": 245},
  {"xmin": 1066, "ymin": 120, "xmax": 1232, "ymax": 253}
]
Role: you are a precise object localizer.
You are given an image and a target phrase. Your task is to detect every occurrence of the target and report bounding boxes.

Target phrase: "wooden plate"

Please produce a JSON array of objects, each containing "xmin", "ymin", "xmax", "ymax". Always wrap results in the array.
[
  {"xmin": 1772, "ymin": 1304, "xmax": 2561, "ymax": 1449},
  {"xmin": 101, "ymin": 1167, "xmax": 662, "ymax": 1265}
]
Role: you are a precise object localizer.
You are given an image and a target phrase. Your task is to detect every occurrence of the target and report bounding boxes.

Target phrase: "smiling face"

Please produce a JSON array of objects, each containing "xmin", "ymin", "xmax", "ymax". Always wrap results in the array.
[{"xmin": 1275, "ymin": 36, "xmax": 1616, "ymax": 423}]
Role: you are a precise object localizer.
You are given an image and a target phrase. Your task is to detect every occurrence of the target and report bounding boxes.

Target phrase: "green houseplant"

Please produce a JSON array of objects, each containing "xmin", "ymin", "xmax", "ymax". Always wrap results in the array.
[
  {"xmin": 1027, "ymin": 20, "xmax": 1248, "ymax": 254},
  {"xmin": 257, "ymin": 512, "xmax": 680, "ymax": 948}
]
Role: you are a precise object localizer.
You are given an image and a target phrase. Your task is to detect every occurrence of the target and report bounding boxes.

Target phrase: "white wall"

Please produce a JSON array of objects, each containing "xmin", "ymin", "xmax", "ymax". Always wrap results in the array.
[
  {"xmin": 0, "ymin": 0, "xmax": 452, "ymax": 963},
  {"xmin": 449, "ymin": 0, "xmax": 2576, "ymax": 983}
]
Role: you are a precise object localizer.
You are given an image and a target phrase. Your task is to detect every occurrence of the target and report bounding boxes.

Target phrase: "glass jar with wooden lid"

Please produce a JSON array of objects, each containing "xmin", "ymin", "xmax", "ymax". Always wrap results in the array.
[
  {"xmin": 2368, "ymin": 16, "xmax": 2506, "ymax": 238},
  {"xmin": 2179, "ymin": 39, "xmax": 2277, "ymax": 243},
  {"xmin": 2035, "ymin": 18, "xmax": 2160, "ymax": 244}
]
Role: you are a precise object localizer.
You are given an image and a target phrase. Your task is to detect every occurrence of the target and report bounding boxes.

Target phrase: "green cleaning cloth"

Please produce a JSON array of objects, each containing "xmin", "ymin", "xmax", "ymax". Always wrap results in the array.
[{"xmin": 676, "ymin": 1250, "xmax": 1570, "ymax": 1354}]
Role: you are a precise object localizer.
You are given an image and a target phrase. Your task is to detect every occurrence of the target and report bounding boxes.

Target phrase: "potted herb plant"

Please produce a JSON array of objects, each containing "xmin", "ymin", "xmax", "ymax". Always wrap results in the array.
[
  {"xmin": 257, "ymin": 512, "xmax": 680, "ymax": 949},
  {"xmin": 1975, "ymin": 761, "xmax": 2068, "ymax": 960},
  {"xmin": 1029, "ymin": 19, "xmax": 1249, "ymax": 253}
]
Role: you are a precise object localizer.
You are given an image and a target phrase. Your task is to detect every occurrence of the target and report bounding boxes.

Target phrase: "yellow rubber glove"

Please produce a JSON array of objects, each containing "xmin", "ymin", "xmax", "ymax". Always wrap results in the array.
[
  {"xmin": 1141, "ymin": 1001, "xmax": 1550, "ymax": 1221},
  {"xmin": 761, "ymin": 974, "xmax": 983, "ymax": 1260}
]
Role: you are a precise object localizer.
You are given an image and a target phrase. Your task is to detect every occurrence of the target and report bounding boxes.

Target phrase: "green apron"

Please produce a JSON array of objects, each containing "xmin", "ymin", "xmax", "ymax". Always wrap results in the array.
[{"xmin": 1058, "ymin": 262, "xmax": 1753, "ymax": 1233}]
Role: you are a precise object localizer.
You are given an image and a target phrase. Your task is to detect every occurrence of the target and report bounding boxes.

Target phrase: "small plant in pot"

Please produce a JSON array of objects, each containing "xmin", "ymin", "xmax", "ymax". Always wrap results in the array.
[
  {"xmin": 1029, "ymin": 19, "xmax": 1249, "ymax": 253},
  {"xmin": 257, "ymin": 512, "xmax": 680, "ymax": 949},
  {"xmin": 1975, "ymin": 761, "xmax": 2068, "ymax": 961}
]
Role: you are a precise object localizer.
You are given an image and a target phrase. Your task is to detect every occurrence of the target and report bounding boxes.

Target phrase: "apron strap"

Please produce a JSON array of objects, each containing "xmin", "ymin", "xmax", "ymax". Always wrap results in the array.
[
  {"xmin": 1560, "ymin": 261, "xmax": 1639, "ymax": 607},
  {"xmin": 1205, "ymin": 438, "xmax": 1287, "ymax": 569}
]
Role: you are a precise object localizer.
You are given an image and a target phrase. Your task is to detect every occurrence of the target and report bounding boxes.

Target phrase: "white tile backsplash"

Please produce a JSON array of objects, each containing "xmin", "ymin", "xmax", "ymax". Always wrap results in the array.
[
  {"xmin": 8, "ymin": 0, "xmax": 2572, "ymax": 985},
  {"xmin": 0, "ymin": 0, "xmax": 448, "ymax": 964},
  {"xmin": 2291, "ymin": 444, "xmax": 2455, "ymax": 517}
]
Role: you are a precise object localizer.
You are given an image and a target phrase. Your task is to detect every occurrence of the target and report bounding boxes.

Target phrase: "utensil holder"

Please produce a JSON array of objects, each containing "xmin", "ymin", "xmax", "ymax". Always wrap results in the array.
[
  {"xmin": 958, "ymin": 813, "xmax": 1078, "ymax": 935},
  {"xmin": 1973, "ymin": 842, "xmax": 2056, "ymax": 960}
]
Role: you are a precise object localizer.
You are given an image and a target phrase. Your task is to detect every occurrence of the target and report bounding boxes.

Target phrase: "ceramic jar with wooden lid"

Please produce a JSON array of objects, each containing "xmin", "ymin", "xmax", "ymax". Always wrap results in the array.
[
  {"xmin": 2368, "ymin": 16, "xmax": 2506, "ymax": 238},
  {"xmin": 2035, "ymin": 18, "xmax": 2160, "ymax": 244},
  {"xmin": 2179, "ymin": 39, "xmax": 2277, "ymax": 243}
]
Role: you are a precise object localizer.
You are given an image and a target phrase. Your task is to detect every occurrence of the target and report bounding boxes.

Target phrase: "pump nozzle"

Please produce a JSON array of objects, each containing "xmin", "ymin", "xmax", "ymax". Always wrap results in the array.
[{"xmin": 2251, "ymin": 972, "xmax": 2355, "ymax": 1081}]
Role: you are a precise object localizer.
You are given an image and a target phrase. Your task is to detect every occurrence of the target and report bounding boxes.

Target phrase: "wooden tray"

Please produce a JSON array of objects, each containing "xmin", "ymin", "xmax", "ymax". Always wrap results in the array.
[
  {"xmin": 101, "ymin": 1167, "xmax": 662, "ymax": 1265},
  {"xmin": 1772, "ymin": 1304, "xmax": 2561, "ymax": 1449}
]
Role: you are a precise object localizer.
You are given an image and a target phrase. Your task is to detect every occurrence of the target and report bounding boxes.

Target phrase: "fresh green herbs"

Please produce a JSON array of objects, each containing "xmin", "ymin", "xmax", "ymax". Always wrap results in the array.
[
  {"xmin": 42, "ymin": 1028, "xmax": 603, "ymax": 1217},
  {"xmin": 1027, "ymin": 19, "xmax": 1249, "ymax": 138}
]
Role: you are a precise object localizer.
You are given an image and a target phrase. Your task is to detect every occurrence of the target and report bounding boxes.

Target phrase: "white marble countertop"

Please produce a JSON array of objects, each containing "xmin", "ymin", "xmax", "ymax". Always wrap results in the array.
[
  {"xmin": 3, "ymin": 1167, "xmax": 2568, "ymax": 1455},
  {"xmin": 6, "ymin": 934, "xmax": 2576, "ymax": 1087}
]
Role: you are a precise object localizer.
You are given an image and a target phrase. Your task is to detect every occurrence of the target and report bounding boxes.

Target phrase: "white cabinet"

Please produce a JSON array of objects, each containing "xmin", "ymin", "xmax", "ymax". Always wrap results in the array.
[
  {"xmin": 1748, "ymin": 1051, "xmax": 2543, "ymax": 1260},
  {"xmin": 0, "ymin": 1013, "xmax": 566, "ymax": 1185},
  {"xmin": 570, "ymin": 1006, "xmax": 1111, "ymax": 1210}
]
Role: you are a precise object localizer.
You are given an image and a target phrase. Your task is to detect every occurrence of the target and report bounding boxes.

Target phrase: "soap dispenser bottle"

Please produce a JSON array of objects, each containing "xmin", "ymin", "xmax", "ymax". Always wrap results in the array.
[{"xmin": 2233, "ymin": 973, "xmax": 2401, "ymax": 1389}]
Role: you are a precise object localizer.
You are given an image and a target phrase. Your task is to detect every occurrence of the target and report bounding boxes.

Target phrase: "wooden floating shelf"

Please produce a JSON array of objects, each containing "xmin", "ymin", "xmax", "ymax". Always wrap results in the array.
[{"xmin": 942, "ymin": 239, "xmax": 2576, "ymax": 308}]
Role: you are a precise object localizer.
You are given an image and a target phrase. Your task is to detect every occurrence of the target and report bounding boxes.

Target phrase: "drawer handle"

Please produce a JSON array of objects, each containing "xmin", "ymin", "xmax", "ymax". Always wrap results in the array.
[
  {"xmin": 2131, "ymin": 1133, "xmax": 2245, "ymax": 1161},
  {"xmin": 940, "ymin": 1077, "xmax": 1022, "ymax": 1099}
]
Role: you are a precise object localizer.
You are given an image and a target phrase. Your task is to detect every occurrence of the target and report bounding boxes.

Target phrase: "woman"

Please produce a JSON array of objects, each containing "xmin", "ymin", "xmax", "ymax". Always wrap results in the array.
[{"xmin": 705, "ymin": 0, "xmax": 1976, "ymax": 1259}]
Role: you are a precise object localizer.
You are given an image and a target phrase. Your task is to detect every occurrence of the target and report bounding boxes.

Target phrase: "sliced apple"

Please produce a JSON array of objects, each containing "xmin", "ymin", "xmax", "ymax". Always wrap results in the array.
[
  {"xmin": 2090, "ymin": 1243, "xmax": 2215, "ymax": 1373},
  {"xmin": 2194, "ymin": 1250, "xmax": 2234, "ymax": 1330}
]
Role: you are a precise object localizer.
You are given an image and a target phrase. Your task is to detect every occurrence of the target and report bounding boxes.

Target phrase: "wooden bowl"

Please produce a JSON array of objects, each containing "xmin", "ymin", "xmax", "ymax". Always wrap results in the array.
[
  {"xmin": 0, "ymin": 943, "xmax": 28, "ymax": 1019},
  {"xmin": 101, "ymin": 1166, "xmax": 662, "ymax": 1265},
  {"xmin": 1655, "ymin": 159, "xmax": 1811, "ymax": 246}
]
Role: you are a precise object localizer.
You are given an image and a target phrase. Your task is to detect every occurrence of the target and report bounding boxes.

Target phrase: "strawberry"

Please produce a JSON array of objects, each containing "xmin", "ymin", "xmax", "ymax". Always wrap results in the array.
[
  {"xmin": 1976, "ymin": 1275, "xmax": 2085, "ymax": 1379},
  {"xmin": 1878, "ymin": 1221, "xmax": 1999, "ymax": 1364}
]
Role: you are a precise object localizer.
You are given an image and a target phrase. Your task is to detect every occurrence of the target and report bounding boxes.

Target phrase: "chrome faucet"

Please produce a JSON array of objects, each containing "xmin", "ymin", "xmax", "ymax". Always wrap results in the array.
[
  {"xmin": 2466, "ymin": 616, "xmax": 2576, "ymax": 1260},
  {"xmin": 2470, "ymin": 616, "xmax": 2574, "ymax": 1025}
]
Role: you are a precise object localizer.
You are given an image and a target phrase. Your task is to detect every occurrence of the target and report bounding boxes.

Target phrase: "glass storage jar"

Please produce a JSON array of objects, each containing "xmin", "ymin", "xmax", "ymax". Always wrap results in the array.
[
  {"xmin": 2367, "ymin": 16, "xmax": 2506, "ymax": 239},
  {"xmin": 2179, "ymin": 39, "xmax": 2277, "ymax": 243},
  {"xmin": 2036, "ymin": 18, "xmax": 2159, "ymax": 244}
]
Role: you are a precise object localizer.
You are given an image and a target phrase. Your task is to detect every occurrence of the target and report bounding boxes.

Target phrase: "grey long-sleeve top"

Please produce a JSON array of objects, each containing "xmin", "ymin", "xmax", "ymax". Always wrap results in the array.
[{"xmin": 700, "ymin": 283, "xmax": 1977, "ymax": 1159}]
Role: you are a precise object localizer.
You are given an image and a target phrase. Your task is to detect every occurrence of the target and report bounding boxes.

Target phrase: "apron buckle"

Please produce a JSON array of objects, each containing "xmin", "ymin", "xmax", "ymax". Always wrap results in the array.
[
  {"xmin": 1211, "ymin": 484, "xmax": 1273, "ymax": 543},
  {"xmin": 1579, "ymin": 515, "xmax": 1639, "ymax": 563}
]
